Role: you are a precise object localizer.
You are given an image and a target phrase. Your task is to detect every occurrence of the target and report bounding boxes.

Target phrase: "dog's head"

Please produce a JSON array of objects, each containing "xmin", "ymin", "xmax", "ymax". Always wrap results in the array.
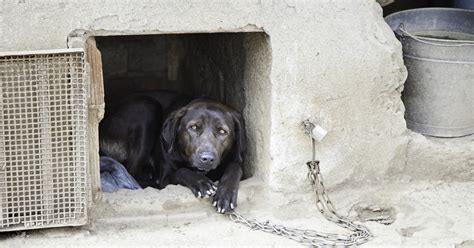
[{"xmin": 161, "ymin": 99, "xmax": 245, "ymax": 173}]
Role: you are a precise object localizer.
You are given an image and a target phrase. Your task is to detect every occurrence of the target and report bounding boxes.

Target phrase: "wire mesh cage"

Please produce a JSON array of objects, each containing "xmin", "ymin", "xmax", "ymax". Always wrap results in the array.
[{"xmin": 0, "ymin": 49, "xmax": 89, "ymax": 231}]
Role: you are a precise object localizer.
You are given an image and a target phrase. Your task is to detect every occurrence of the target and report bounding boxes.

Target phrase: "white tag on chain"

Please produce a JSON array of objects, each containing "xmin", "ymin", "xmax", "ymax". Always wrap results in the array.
[{"xmin": 310, "ymin": 124, "xmax": 327, "ymax": 142}]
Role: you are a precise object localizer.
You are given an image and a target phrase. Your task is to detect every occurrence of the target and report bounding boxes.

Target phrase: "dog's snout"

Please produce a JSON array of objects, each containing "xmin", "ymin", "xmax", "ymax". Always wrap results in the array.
[{"xmin": 199, "ymin": 152, "xmax": 215, "ymax": 164}]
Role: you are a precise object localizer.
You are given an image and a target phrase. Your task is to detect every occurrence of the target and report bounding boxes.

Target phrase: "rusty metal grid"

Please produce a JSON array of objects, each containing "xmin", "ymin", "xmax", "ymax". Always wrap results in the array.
[{"xmin": 0, "ymin": 50, "xmax": 88, "ymax": 231}]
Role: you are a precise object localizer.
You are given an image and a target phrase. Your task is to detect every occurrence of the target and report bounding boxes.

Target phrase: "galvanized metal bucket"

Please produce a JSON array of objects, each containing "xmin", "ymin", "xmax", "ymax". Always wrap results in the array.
[{"xmin": 385, "ymin": 8, "xmax": 474, "ymax": 137}]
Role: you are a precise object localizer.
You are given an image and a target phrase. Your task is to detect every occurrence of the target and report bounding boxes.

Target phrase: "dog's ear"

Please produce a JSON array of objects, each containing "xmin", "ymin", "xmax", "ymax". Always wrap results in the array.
[
  {"xmin": 231, "ymin": 110, "xmax": 246, "ymax": 163},
  {"xmin": 161, "ymin": 107, "xmax": 187, "ymax": 154}
]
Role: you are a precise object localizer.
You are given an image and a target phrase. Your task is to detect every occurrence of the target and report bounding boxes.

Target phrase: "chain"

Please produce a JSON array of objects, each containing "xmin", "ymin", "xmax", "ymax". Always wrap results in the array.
[{"xmin": 227, "ymin": 121, "xmax": 372, "ymax": 247}]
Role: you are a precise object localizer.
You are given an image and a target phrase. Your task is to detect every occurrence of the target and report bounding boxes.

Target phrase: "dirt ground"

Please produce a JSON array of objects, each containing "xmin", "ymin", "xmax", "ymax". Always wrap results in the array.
[
  {"xmin": 0, "ymin": 175, "xmax": 472, "ymax": 247},
  {"xmin": 1, "ymin": 130, "xmax": 472, "ymax": 248}
]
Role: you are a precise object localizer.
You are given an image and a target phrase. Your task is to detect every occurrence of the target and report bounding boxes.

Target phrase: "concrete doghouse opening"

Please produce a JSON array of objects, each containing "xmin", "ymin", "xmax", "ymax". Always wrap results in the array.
[{"xmin": 95, "ymin": 32, "xmax": 272, "ymax": 181}]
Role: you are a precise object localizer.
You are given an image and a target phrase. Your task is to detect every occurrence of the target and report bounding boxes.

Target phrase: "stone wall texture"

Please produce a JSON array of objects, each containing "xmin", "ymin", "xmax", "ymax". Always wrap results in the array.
[{"xmin": 0, "ymin": 0, "xmax": 412, "ymax": 192}]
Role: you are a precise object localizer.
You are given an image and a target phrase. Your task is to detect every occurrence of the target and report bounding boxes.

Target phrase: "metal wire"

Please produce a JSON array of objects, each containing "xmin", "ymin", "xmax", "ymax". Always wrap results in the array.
[
  {"xmin": 397, "ymin": 24, "xmax": 474, "ymax": 47},
  {"xmin": 0, "ymin": 51, "xmax": 88, "ymax": 231},
  {"xmin": 228, "ymin": 121, "xmax": 372, "ymax": 247}
]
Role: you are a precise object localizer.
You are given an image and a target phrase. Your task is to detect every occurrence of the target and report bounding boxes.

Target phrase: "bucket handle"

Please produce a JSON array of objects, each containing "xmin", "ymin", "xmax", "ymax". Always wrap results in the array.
[{"xmin": 396, "ymin": 24, "xmax": 474, "ymax": 47}]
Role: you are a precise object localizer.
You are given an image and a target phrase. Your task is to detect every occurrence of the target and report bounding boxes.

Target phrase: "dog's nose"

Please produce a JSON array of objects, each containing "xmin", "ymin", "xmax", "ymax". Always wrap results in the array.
[{"xmin": 200, "ymin": 152, "xmax": 215, "ymax": 164}]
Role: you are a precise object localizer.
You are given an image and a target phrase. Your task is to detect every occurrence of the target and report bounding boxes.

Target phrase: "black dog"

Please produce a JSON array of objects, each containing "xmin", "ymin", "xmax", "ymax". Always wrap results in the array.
[{"xmin": 99, "ymin": 91, "xmax": 245, "ymax": 213}]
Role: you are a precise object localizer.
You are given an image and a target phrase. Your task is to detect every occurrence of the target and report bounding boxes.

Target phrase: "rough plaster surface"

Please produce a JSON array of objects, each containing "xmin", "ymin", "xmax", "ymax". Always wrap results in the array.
[
  {"xmin": 0, "ymin": 0, "xmax": 473, "ymax": 246},
  {"xmin": 1, "ymin": 180, "xmax": 472, "ymax": 247},
  {"xmin": 0, "ymin": 0, "xmax": 409, "ymax": 191},
  {"xmin": 387, "ymin": 132, "xmax": 474, "ymax": 183}
]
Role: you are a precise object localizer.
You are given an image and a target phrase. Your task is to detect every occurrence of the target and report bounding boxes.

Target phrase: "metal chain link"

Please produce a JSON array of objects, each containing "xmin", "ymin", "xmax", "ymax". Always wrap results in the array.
[{"xmin": 227, "ymin": 121, "xmax": 372, "ymax": 247}]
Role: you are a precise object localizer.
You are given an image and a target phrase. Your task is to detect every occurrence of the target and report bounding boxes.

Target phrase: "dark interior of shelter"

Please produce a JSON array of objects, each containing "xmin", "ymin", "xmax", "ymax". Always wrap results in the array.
[{"xmin": 95, "ymin": 32, "xmax": 271, "ymax": 179}]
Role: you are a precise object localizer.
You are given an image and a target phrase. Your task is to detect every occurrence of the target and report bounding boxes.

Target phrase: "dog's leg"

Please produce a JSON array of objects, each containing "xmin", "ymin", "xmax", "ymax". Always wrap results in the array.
[
  {"xmin": 169, "ymin": 168, "xmax": 216, "ymax": 198},
  {"xmin": 213, "ymin": 162, "xmax": 242, "ymax": 213}
]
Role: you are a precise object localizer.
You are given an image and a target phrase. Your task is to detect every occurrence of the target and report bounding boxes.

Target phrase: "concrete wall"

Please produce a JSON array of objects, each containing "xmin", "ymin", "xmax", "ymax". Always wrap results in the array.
[{"xmin": 0, "ymin": 0, "xmax": 408, "ymax": 192}]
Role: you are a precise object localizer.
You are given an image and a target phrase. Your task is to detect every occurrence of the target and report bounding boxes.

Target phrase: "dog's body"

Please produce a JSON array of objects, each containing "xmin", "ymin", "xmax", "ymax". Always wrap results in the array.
[{"xmin": 99, "ymin": 91, "xmax": 245, "ymax": 213}]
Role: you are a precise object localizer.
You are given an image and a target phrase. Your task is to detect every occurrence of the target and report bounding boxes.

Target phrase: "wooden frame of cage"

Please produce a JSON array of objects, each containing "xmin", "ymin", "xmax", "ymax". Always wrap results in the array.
[{"xmin": 0, "ymin": 39, "xmax": 104, "ymax": 232}]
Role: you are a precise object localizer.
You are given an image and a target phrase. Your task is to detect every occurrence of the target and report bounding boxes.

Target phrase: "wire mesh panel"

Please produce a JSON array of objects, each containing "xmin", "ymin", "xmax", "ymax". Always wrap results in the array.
[{"xmin": 0, "ymin": 49, "xmax": 89, "ymax": 231}]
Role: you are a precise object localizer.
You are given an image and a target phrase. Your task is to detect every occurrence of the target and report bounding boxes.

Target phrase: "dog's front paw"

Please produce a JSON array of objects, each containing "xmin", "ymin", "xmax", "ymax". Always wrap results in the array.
[
  {"xmin": 189, "ymin": 178, "xmax": 216, "ymax": 198},
  {"xmin": 213, "ymin": 185, "xmax": 238, "ymax": 214}
]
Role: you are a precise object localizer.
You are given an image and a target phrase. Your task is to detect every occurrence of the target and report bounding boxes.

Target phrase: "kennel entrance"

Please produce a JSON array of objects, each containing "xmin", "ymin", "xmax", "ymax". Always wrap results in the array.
[
  {"xmin": 95, "ymin": 32, "xmax": 272, "ymax": 180},
  {"xmin": 0, "ymin": 45, "xmax": 103, "ymax": 231},
  {"xmin": 0, "ymin": 31, "xmax": 271, "ymax": 232}
]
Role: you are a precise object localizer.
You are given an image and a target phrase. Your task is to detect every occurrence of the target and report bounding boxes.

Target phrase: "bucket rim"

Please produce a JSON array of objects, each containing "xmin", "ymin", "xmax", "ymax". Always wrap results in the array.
[
  {"xmin": 385, "ymin": 7, "xmax": 474, "ymax": 21},
  {"xmin": 396, "ymin": 24, "xmax": 474, "ymax": 45},
  {"xmin": 385, "ymin": 8, "xmax": 474, "ymax": 44}
]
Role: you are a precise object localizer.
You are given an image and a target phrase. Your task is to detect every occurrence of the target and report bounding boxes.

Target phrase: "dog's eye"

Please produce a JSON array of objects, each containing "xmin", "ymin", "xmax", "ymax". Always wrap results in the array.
[
  {"xmin": 218, "ymin": 128, "xmax": 228, "ymax": 135},
  {"xmin": 189, "ymin": 125, "xmax": 198, "ymax": 130}
]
